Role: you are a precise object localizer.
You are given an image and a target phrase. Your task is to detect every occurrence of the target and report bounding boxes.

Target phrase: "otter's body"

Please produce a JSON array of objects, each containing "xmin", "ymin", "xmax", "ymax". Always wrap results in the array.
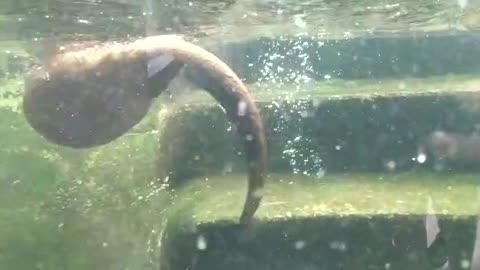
[
  {"xmin": 22, "ymin": 35, "xmax": 267, "ymax": 225},
  {"xmin": 426, "ymin": 131, "xmax": 480, "ymax": 164}
]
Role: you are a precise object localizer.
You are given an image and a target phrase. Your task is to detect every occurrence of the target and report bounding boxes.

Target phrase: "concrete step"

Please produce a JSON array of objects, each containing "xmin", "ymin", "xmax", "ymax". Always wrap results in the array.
[
  {"xmin": 160, "ymin": 173, "xmax": 480, "ymax": 270},
  {"xmin": 155, "ymin": 74, "xmax": 480, "ymax": 270},
  {"xmin": 189, "ymin": 31, "xmax": 480, "ymax": 85},
  {"xmin": 156, "ymin": 74, "xmax": 480, "ymax": 185}
]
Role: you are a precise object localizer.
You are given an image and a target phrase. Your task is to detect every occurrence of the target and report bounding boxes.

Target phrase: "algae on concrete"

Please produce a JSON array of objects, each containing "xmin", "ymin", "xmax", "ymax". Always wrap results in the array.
[
  {"xmin": 156, "ymin": 75, "xmax": 480, "ymax": 187},
  {"xmin": 161, "ymin": 172, "xmax": 480, "ymax": 270},
  {"xmin": 168, "ymin": 73, "xmax": 480, "ymax": 106},
  {"xmin": 0, "ymin": 75, "xmax": 175, "ymax": 270},
  {"xmin": 167, "ymin": 172, "xmax": 480, "ymax": 224}
]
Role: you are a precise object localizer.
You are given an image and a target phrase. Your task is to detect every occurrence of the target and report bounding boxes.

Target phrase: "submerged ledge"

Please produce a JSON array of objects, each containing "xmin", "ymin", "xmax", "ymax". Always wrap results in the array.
[
  {"xmin": 166, "ymin": 73, "xmax": 480, "ymax": 106},
  {"xmin": 167, "ymin": 172, "xmax": 480, "ymax": 224},
  {"xmin": 160, "ymin": 172, "xmax": 480, "ymax": 270}
]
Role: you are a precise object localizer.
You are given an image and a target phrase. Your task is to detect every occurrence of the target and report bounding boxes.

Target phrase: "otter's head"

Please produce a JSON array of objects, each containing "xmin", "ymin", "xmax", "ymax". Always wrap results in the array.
[{"xmin": 426, "ymin": 131, "xmax": 459, "ymax": 161}]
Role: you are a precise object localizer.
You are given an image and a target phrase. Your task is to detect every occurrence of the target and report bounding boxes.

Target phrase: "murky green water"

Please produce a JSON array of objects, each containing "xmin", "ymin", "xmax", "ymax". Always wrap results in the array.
[{"xmin": 1, "ymin": 0, "xmax": 480, "ymax": 270}]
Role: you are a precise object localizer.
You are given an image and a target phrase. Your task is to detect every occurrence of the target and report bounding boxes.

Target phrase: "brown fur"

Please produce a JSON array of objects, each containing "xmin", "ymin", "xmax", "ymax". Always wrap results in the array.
[
  {"xmin": 22, "ymin": 35, "xmax": 267, "ymax": 225},
  {"xmin": 426, "ymin": 131, "xmax": 480, "ymax": 164}
]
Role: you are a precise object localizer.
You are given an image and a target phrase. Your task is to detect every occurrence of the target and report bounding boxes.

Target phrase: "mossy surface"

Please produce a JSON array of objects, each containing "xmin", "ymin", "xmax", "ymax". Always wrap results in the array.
[
  {"xmin": 157, "ymin": 73, "xmax": 480, "ymax": 269},
  {"xmin": 168, "ymin": 172, "xmax": 480, "ymax": 224},
  {"xmin": 169, "ymin": 73, "xmax": 480, "ymax": 106},
  {"xmin": 157, "ymin": 75, "xmax": 480, "ymax": 187},
  {"xmin": 0, "ymin": 76, "xmax": 174, "ymax": 270},
  {"xmin": 161, "ymin": 172, "xmax": 480, "ymax": 270}
]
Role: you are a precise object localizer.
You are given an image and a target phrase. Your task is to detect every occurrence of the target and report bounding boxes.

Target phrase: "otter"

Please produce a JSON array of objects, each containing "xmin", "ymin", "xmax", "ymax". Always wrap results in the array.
[
  {"xmin": 427, "ymin": 131, "xmax": 480, "ymax": 162},
  {"xmin": 421, "ymin": 130, "xmax": 480, "ymax": 170},
  {"xmin": 22, "ymin": 35, "xmax": 267, "ymax": 225}
]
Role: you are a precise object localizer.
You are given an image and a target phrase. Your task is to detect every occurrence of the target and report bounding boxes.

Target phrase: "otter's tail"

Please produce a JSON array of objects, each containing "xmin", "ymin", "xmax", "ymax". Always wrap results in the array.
[{"xmin": 142, "ymin": 36, "xmax": 268, "ymax": 225}]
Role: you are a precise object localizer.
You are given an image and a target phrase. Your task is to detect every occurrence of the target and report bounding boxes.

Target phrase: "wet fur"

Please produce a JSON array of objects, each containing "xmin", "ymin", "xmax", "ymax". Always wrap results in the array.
[
  {"xmin": 422, "ymin": 131, "xmax": 480, "ymax": 170},
  {"xmin": 23, "ymin": 35, "xmax": 267, "ymax": 225}
]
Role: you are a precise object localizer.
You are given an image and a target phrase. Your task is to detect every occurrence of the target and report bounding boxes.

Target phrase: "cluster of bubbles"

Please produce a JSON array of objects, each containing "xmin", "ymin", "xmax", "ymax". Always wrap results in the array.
[
  {"xmin": 244, "ymin": 34, "xmax": 332, "ymax": 177},
  {"xmin": 265, "ymin": 98, "xmax": 325, "ymax": 177},
  {"xmin": 282, "ymin": 134, "xmax": 324, "ymax": 177},
  {"xmin": 253, "ymin": 36, "xmax": 316, "ymax": 90}
]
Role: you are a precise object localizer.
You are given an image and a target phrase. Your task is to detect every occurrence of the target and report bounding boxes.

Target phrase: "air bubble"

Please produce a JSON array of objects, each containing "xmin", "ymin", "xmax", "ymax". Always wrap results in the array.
[
  {"xmin": 77, "ymin": 19, "xmax": 91, "ymax": 24},
  {"xmin": 458, "ymin": 0, "xmax": 468, "ymax": 9},
  {"xmin": 329, "ymin": 241, "xmax": 347, "ymax": 251},
  {"xmin": 252, "ymin": 188, "xmax": 264, "ymax": 198},
  {"xmin": 196, "ymin": 235, "xmax": 207, "ymax": 250},
  {"xmin": 417, "ymin": 153, "xmax": 427, "ymax": 164},
  {"xmin": 385, "ymin": 160, "xmax": 396, "ymax": 171},
  {"xmin": 223, "ymin": 162, "xmax": 234, "ymax": 174},
  {"xmin": 316, "ymin": 168, "xmax": 325, "ymax": 178},
  {"xmin": 293, "ymin": 15, "xmax": 307, "ymax": 28},
  {"xmin": 461, "ymin": 259, "xmax": 470, "ymax": 269},
  {"xmin": 237, "ymin": 101, "xmax": 247, "ymax": 116},
  {"xmin": 294, "ymin": 240, "xmax": 306, "ymax": 250}
]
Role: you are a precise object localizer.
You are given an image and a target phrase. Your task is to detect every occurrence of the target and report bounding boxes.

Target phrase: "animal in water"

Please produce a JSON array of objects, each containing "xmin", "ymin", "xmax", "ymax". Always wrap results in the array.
[
  {"xmin": 423, "ymin": 130, "xmax": 480, "ymax": 169},
  {"xmin": 22, "ymin": 35, "xmax": 267, "ymax": 225}
]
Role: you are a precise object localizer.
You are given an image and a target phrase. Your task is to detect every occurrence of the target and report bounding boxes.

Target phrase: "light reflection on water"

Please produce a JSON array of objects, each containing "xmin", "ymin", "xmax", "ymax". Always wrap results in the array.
[{"xmin": 0, "ymin": 0, "xmax": 478, "ymax": 43}]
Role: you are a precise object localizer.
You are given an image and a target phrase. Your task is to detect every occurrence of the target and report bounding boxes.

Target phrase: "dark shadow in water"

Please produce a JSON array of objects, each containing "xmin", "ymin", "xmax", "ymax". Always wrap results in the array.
[{"xmin": 161, "ymin": 214, "xmax": 479, "ymax": 270}]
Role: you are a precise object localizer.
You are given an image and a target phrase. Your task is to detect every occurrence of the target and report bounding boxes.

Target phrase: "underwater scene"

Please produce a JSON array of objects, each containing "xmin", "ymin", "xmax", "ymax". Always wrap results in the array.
[{"xmin": 2, "ymin": 0, "xmax": 480, "ymax": 269}]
